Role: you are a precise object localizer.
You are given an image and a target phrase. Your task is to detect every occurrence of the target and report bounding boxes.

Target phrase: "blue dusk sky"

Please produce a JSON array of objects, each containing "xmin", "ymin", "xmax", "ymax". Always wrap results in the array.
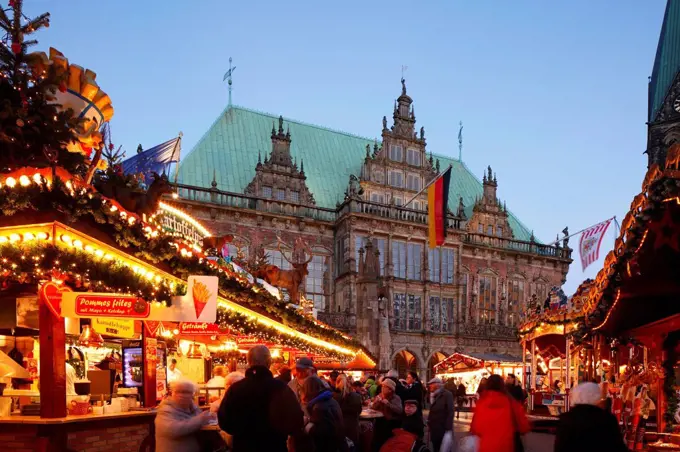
[{"xmin": 25, "ymin": 0, "xmax": 666, "ymax": 294}]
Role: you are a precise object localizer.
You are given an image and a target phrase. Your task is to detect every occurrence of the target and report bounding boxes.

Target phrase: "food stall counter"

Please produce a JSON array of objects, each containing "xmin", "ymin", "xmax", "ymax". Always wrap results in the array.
[{"xmin": 0, "ymin": 410, "xmax": 157, "ymax": 452}]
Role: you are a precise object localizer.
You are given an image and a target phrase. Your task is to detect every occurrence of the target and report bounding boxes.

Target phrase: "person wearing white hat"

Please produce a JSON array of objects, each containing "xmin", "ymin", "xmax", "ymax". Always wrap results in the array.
[
  {"xmin": 371, "ymin": 375, "xmax": 403, "ymax": 450},
  {"xmin": 427, "ymin": 376, "xmax": 454, "ymax": 452}
]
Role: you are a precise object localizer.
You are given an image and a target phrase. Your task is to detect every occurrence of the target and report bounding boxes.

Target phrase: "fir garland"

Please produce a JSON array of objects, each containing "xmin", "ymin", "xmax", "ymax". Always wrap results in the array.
[{"xmin": 0, "ymin": 242, "xmax": 183, "ymax": 302}]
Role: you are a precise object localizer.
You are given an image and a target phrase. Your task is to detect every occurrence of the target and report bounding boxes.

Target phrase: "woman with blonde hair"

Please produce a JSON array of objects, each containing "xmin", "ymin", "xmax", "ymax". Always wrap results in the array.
[
  {"xmin": 333, "ymin": 373, "xmax": 362, "ymax": 446},
  {"xmin": 210, "ymin": 371, "xmax": 244, "ymax": 413}
]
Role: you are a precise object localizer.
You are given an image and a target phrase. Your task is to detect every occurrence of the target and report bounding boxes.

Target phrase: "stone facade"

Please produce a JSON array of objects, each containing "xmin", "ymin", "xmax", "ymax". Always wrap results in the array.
[{"xmin": 169, "ymin": 80, "xmax": 572, "ymax": 378}]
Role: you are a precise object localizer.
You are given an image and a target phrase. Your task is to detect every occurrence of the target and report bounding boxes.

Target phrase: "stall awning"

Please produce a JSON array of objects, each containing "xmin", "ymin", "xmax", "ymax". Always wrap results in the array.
[{"xmin": 434, "ymin": 352, "xmax": 523, "ymax": 375}]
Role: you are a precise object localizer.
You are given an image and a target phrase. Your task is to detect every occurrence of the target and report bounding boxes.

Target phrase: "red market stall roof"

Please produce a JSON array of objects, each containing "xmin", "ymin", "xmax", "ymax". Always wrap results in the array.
[
  {"xmin": 313, "ymin": 351, "xmax": 377, "ymax": 371},
  {"xmin": 433, "ymin": 352, "xmax": 522, "ymax": 374}
]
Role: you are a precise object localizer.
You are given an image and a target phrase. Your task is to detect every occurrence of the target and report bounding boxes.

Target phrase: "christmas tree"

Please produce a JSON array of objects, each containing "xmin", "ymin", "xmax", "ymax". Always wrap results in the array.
[{"xmin": 0, "ymin": 0, "xmax": 86, "ymax": 174}]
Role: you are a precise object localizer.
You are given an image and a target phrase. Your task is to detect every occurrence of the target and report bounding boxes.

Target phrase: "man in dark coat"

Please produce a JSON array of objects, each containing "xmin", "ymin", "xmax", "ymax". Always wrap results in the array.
[
  {"xmin": 505, "ymin": 374, "xmax": 526, "ymax": 403},
  {"xmin": 218, "ymin": 345, "xmax": 305, "ymax": 452},
  {"xmin": 555, "ymin": 382, "xmax": 627, "ymax": 452},
  {"xmin": 426, "ymin": 377, "xmax": 454, "ymax": 452}
]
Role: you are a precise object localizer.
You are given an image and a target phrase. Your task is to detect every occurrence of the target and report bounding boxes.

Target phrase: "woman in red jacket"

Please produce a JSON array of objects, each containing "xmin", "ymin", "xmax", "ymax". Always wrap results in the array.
[{"xmin": 470, "ymin": 374, "xmax": 530, "ymax": 452}]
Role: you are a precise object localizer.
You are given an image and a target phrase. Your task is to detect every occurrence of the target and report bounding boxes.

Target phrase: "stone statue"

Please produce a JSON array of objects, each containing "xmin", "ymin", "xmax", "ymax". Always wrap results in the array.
[
  {"xmin": 562, "ymin": 227, "xmax": 570, "ymax": 248},
  {"xmin": 420, "ymin": 126, "xmax": 425, "ymax": 140},
  {"xmin": 382, "ymin": 116, "xmax": 387, "ymax": 130}
]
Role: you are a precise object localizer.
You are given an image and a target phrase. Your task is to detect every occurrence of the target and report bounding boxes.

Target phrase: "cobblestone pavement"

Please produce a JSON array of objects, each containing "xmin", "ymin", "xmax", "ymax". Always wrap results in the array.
[{"xmin": 452, "ymin": 419, "xmax": 555, "ymax": 452}]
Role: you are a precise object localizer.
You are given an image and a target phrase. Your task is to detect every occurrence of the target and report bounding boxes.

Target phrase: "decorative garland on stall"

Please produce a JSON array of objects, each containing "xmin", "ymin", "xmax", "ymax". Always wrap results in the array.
[
  {"xmin": 0, "ymin": 173, "xmax": 365, "ymax": 355},
  {"xmin": 0, "ymin": 242, "xmax": 182, "ymax": 302}
]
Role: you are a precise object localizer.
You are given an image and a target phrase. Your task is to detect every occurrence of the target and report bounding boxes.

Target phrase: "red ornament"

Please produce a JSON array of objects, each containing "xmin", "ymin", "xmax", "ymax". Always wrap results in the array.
[
  {"xmin": 11, "ymin": 42, "xmax": 21, "ymax": 54},
  {"xmin": 9, "ymin": 0, "xmax": 15, "ymax": 7},
  {"xmin": 58, "ymin": 82, "xmax": 67, "ymax": 93}
]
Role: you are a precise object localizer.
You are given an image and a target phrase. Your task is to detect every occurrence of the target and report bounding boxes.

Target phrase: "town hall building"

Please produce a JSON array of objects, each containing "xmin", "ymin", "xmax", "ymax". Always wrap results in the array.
[{"xmin": 170, "ymin": 79, "xmax": 572, "ymax": 376}]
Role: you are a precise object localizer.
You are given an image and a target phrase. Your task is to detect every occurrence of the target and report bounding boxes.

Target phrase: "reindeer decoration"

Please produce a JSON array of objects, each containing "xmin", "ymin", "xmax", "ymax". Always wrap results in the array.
[
  {"xmin": 95, "ymin": 172, "xmax": 174, "ymax": 217},
  {"xmin": 253, "ymin": 236, "xmax": 313, "ymax": 304}
]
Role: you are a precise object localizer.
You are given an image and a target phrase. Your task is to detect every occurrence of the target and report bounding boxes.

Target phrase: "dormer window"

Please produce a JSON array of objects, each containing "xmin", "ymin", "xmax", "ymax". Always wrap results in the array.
[
  {"xmin": 406, "ymin": 149, "xmax": 420, "ymax": 166},
  {"xmin": 262, "ymin": 186, "xmax": 272, "ymax": 198},
  {"xmin": 389, "ymin": 145, "xmax": 403, "ymax": 162}
]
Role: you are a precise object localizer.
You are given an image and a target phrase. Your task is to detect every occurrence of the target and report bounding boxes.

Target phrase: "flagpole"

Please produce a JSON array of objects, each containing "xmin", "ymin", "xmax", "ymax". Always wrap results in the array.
[
  {"xmin": 403, "ymin": 164, "xmax": 453, "ymax": 209},
  {"xmin": 544, "ymin": 216, "xmax": 616, "ymax": 247},
  {"xmin": 172, "ymin": 132, "xmax": 183, "ymax": 185}
]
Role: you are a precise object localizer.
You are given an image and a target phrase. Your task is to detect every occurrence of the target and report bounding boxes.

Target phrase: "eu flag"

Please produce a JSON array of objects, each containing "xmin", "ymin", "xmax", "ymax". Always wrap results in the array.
[{"xmin": 121, "ymin": 137, "xmax": 181, "ymax": 183}]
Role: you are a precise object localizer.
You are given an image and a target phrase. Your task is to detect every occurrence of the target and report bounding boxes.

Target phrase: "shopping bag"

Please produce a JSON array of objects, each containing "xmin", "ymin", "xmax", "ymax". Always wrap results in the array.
[
  {"xmin": 439, "ymin": 431, "xmax": 454, "ymax": 452},
  {"xmin": 457, "ymin": 435, "xmax": 479, "ymax": 452}
]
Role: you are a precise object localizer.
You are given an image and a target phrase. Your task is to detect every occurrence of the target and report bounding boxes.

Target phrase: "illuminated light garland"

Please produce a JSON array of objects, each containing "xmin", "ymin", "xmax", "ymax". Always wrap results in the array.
[
  {"xmin": 158, "ymin": 202, "xmax": 212, "ymax": 238},
  {"xmin": 216, "ymin": 299, "xmax": 355, "ymax": 357},
  {"xmin": 592, "ymin": 289, "xmax": 622, "ymax": 331}
]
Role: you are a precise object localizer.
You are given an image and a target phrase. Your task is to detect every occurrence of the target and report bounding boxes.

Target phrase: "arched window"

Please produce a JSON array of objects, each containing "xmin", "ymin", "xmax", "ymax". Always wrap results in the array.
[{"xmin": 479, "ymin": 275, "xmax": 497, "ymax": 324}]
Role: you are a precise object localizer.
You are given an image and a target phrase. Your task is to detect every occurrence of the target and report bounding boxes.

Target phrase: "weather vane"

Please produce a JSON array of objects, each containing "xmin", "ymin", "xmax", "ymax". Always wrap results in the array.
[
  {"xmin": 223, "ymin": 57, "xmax": 237, "ymax": 107},
  {"xmin": 401, "ymin": 65, "xmax": 408, "ymax": 80}
]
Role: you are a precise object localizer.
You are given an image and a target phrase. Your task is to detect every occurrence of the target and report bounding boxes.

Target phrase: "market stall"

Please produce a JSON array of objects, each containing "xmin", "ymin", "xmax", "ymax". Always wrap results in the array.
[
  {"xmin": 433, "ymin": 351, "xmax": 523, "ymax": 404},
  {"xmin": 571, "ymin": 156, "xmax": 680, "ymax": 449},
  {"xmin": 518, "ymin": 283, "xmax": 591, "ymax": 417}
]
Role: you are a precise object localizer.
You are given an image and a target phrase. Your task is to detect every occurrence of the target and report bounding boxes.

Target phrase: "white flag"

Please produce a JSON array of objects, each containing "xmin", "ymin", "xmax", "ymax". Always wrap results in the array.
[{"xmin": 579, "ymin": 218, "xmax": 613, "ymax": 271}]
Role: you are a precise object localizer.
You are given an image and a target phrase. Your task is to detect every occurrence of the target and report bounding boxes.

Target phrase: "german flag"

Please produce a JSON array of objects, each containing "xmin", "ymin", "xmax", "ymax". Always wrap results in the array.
[{"xmin": 428, "ymin": 166, "xmax": 452, "ymax": 249}]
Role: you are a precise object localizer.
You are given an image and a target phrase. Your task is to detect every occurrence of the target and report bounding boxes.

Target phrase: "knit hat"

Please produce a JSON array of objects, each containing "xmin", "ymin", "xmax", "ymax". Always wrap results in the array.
[{"xmin": 382, "ymin": 378, "xmax": 396, "ymax": 391}]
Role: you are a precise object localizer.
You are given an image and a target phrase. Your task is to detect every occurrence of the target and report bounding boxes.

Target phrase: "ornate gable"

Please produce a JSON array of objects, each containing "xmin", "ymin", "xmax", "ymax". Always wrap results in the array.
[
  {"xmin": 244, "ymin": 116, "xmax": 316, "ymax": 206},
  {"xmin": 468, "ymin": 166, "xmax": 513, "ymax": 238}
]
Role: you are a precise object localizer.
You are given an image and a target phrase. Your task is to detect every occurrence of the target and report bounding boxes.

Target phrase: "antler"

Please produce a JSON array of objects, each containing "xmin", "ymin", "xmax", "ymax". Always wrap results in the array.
[{"xmin": 276, "ymin": 235, "xmax": 295, "ymax": 265}]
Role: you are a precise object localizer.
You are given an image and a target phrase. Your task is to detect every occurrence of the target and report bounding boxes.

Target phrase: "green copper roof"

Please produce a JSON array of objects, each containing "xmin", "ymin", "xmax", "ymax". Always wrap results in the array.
[
  {"xmin": 177, "ymin": 105, "xmax": 534, "ymax": 241},
  {"xmin": 650, "ymin": 0, "xmax": 680, "ymax": 121}
]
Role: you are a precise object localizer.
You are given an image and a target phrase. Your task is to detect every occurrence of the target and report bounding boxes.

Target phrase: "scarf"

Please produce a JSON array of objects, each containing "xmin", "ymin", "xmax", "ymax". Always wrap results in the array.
[{"xmin": 430, "ymin": 388, "xmax": 442, "ymax": 405}]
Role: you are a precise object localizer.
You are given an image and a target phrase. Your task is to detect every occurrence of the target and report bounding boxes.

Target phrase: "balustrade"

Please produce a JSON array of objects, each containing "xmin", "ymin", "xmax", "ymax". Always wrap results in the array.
[{"xmin": 167, "ymin": 184, "xmax": 570, "ymax": 260}]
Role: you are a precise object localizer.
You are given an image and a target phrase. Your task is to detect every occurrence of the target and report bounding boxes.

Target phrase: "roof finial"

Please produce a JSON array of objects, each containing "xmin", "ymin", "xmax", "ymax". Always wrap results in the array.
[
  {"xmin": 411, "ymin": 106, "xmax": 415, "ymax": 120},
  {"xmin": 493, "ymin": 172, "xmax": 497, "ymax": 184},
  {"xmin": 436, "ymin": 158, "xmax": 440, "ymax": 172},
  {"xmin": 365, "ymin": 144, "xmax": 370, "ymax": 158},
  {"xmin": 300, "ymin": 158, "xmax": 304, "ymax": 173},
  {"xmin": 278, "ymin": 116, "xmax": 284, "ymax": 135},
  {"xmin": 258, "ymin": 150, "xmax": 262, "ymax": 164},
  {"xmin": 487, "ymin": 165, "xmax": 493, "ymax": 182},
  {"xmin": 223, "ymin": 57, "xmax": 236, "ymax": 107},
  {"xmin": 483, "ymin": 171, "xmax": 487, "ymax": 183},
  {"xmin": 373, "ymin": 139, "xmax": 378, "ymax": 155},
  {"xmin": 271, "ymin": 121, "xmax": 276, "ymax": 136},
  {"xmin": 211, "ymin": 169, "xmax": 217, "ymax": 188},
  {"xmin": 286, "ymin": 126, "xmax": 290, "ymax": 139},
  {"xmin": 458, "ymin": 121, "xmax": 463, "ymax": 161}
]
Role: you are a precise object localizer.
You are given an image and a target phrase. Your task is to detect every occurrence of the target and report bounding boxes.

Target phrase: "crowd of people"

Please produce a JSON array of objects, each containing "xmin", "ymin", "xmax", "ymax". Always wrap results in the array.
[{"xmin": 153, "ymin": 346, "xmax": 631, "ymax": 452}]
